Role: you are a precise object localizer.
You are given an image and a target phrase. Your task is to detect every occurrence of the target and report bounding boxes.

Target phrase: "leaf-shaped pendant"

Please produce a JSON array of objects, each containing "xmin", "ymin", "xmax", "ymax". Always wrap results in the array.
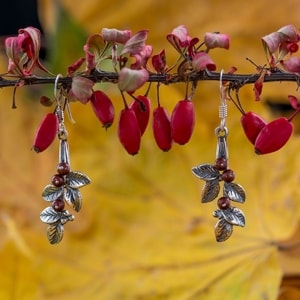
[
  {"xmin": 65, "ymin": 186, "xmax": 82, "ymax": 212},
  {"xmin": 192, "ymin": 164, "xmax": 220, "ymax": 180},
  {"xmin": 224, "ymin": 182, "xmax": 246, "ymax": 203},
  {"xmin": 215, "ymin": 219, "xmax": 233, "ymax": 242},
  {"xmin": 42, "ymin": 185, "xmax": 64, "ymax": 202},
  {"xmin": 201, "ymin": 179, "xmax": 220, "ymax": 202},
  {"xmin": 67, "ymin": 171, "xmax": 91, "ymax": 188},
  {"xmin": 40, "ymin": 207, "xmax": 61, "ymax": 224},
  {"xmin": 215, "ymin": 207, "xmax": 245, "ymax": 227},
  {"xmin": 47, "ymin": 223, "xmax": 64, "ymax": 244}
]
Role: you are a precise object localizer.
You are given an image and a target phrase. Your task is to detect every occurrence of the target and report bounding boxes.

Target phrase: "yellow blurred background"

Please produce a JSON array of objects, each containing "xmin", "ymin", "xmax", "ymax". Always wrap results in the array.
[{"xmin": 1, "ymin": 0, "xmax": 300, "ymax": 299}]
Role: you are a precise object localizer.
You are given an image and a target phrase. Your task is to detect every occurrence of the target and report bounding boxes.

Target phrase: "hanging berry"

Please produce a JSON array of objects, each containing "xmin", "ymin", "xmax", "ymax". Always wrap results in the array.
[
  {"xmin": 171, "ymin": 99, "xmax": 195, "ymax": 145},
  {"xmin": 254, "ymin": 117, "xmax": 294, "ymax": 154},
  {"xmin": 32, "ymin": 113, "xmax": 59, "ymax": 153},
  {"xmin": 240, "ymin": 112, "xmax": 266, "ymax": 144},
  {"xmin": 152, "ymin": 106, "xmax": 173, "ymax": 151},
  {"xmin": 118, "ymin": 108, "xmax": 141, "ymax": 155},
  {"xmin": 90, "ymin": 90, "xmax": 115, "ymax": 129},
  {"xmin": 129, "ymin": 95, "xmax": 151, "ymax": 135}
]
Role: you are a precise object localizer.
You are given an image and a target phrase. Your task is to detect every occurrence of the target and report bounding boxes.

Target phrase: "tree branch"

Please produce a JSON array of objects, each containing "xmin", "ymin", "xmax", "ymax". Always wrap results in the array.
[{"xmin": 0, "ymin": 69, "xmax": 299, "ymax": 89}]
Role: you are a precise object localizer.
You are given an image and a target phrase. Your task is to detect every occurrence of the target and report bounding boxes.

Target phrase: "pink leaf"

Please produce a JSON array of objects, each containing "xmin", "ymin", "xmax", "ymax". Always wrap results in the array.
[
  {"xmin": 277, "ymin": 25, "xmax": 299, "ymax": 43},
  {"xmin": 101, "ymin": 28, "xmax": 131, "ymax": 44},
  {"xmin": 118, "ymin": 67, "xmax": 149, "ymax": 93},
  {"xmin": 121, "ymin": 30, "xmax": 149, "ymax": 56},
  {"xmin": 192, "ymin": 52, "xmax": 216, "ymax": 72},
  {"xmin": 204, "ymin": 32, "xmax": 230, "ymax": 50},
  {"xmin": 69, "ymin": 76, "xmax": 94, "ymax": 104},
  {"xmin": 67, "ymin": 57, "xmax": 86, "ymax": 76},
  {"xmin": 262, "ymin": 32, "xmax": 281, "ymax": 54},
  {"xmin": 130, "ymin": 45, "xmax": 153, "ymax": 69},
  {"xmin": 152, "ymin": 49, "xmax": 167, "ymax": 73},
  {"xmin": 167, "ymin": 25, "xmax": 191, "ymax": 49},
  {"xmin": 280, "ymin": 56, "xmax": 300, "ymax": 73}
]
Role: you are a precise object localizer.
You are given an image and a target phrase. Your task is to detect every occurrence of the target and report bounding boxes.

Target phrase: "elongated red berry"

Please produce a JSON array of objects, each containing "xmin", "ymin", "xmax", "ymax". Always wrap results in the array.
[
  {"xmin": 32, "ymin": 113, "xmax": 58, "ymax": 153},
  {"xmin": 171, "ymin": 99, "xmax": 195, "ymax": 145},
  {"xmin": 152, "ymin": 106, "xmax": 172, "ymax": 151},
  {"xmin": 118, "ymin": 108, "xmax": 141, "ymax": 155},
  {"xmin": 240, "ymin": 112, "xmax": 266, "ymax": 144},
  {"xmin": 129, "ymin": 95, "xmax": 151, "ymax": 135},
  {"xmin": 254, "ymin": 117, "xmax": 294, "ymax": 154},
  {"xmin": 90, "ymin": 90, "xmax": 114, "ymax": 129}
]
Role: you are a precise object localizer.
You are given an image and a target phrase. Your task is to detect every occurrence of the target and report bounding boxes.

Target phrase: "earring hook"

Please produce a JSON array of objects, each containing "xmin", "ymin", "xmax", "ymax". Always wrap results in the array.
[{"xmin": 219, "ymin": 69, "xmax": 227, "ymax": 130}]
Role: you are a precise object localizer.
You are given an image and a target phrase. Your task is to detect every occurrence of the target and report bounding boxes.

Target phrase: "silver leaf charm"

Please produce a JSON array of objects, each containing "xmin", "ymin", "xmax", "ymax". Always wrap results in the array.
[
  {"xmin": 42, "ymin": 185, "xmax": 64, "ymax": 202},
  {"xmin": 40, "ymin": 207, "xmax": 61, "ymax": 224},
  {"xmin": 224, "ymin": 182, "xmax": 246, "ymax": 203},
  {"xmin": 215, "ymin": 219, "xmax": 233, "ymax": 242},
  {"xmin": 65, "ymin": 186, "xmax": 82, "ymax": 212},
  {"xmin": 192, "ymin": 164, "xmax": 220, "ymax": 180},
  {"xmin": 215, "ymin": 207, "xmax": 245, "ymax": 227},
  {"xmin": 67, "ymin": 171, "xmax": 91, "ymax": 188},
  {"xmin": 47, "ymin": 223, "xmax": 64, "ymax": 244},
  {"xmin": 202, "ymin": 179, "xmax": 220, "ymax": 202}
]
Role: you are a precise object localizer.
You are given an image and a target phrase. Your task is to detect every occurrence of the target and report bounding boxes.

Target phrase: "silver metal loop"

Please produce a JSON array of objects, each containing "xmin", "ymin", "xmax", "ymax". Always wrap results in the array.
[{"xmin": 219, "ymin": 69, "xmax": 227, "ymax": 129}]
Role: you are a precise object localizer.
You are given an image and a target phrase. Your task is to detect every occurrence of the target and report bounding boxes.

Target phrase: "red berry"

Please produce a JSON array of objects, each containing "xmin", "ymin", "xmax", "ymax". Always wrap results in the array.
[
  {"xmin": 90, "ymin": 90, "xmax": 115, "ymax": 129},
  {"xmin": 129, "ymin": 95, "xmax": 151, "ymax": 136},
  {"xmin": 32, "ymin": 113, "xmax": 58, "ymax": 153},
  {"xmin": 118, "ymin": 108, "xmax": 141, "ymax": 155},
  {"xmin": 221, "ymin": 169, "xmax": 235, "ymax": 182},
  {"xmin": 57, "ymin": 162, "xmax": 70, "ymax": 175},
  {"xmin": 254, "ymin": 117, "xmax": 294, "ymax": 154},
  {"xmin": 217, "ymin": 197, "xmax": 231, "ymax": 209},
  {"xmin": 52, "ymin": 198, "xmax": 65, "ymax": 211},
  {"xmin": 152, "ymin": 106, "xmax": 173, "ymax": 151},
  {"xmin": 215, "ymin": 157, "xmax": 228, "ymax": 171},
  {"xmin": 51, "ymin": 174, "xmax": 65, "ymax": 187},
  {"xmin": 171, "ymin": 99, "xmax": 195, "ymax": 145},
  {"xmin": 241, "ymin": 112, "xmax": 266, "ymax": 145}
]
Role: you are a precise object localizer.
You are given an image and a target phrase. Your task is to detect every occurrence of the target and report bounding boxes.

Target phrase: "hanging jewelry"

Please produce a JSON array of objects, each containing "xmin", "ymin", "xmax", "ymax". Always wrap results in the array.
[
  {"xmin": 39, "ymin": 75, "xmax": 91, "ymax": 244},
  {"xmin": 191, "ymin": 71, "xmax": 246, "ymax": 242}
]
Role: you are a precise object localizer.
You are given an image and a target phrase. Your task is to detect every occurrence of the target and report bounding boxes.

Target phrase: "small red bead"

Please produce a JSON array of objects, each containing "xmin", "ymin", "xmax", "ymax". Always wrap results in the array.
[
  {"xmin": 217, "ymin": 197, "xmax": 231, "ymax": 210},
  {"xmin": 215, "ymin": 157, "xmax": 228, "ymax": 171},
  {"xmin": 221, "ymin": 169, "xmax": 235, "ymax": 182},
  {"xmin": 57, "ymin": 162, "xmax": 70, "ymax": 175},
  {"xmin": 52, "ymin": 198, "xmax": 65, "ymax": 211},
  {"xmin": 51, "ymin": 174, "xmax": 65, "ymax": 187}
]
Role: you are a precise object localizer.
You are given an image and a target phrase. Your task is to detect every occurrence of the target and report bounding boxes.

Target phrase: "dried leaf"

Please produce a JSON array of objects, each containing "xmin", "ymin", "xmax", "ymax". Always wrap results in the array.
[
  {"xmin": 65, "ymin": 187, "xmax": 82, "ymax": 212},
  {"xmin": 67, "ymin": 171, "xmax": 91, "ymax": 188},
  {"xmin": 215, "ymin": 219, "xmax": 233, "ymax": 242},
  {"xmin": 41, "ymin": 185, "xmax": 64, "ymax": 202},
  {"xmin": 192, "ymin": 164, "xmax": 220, "ymax": 180},
  {"xmin": 40, "ymin": 207, "xmax": 61, "ymax": 224},
  {"xmin": 224, "ymin": 182, "xmax": 246, "ymax": 203},
  {"xmin": 201, "ymin": 179, "xmax": 220, "ymax": 202},
  {"xmin": 47, "ymin": 223, "xmax": 64, "ymax": 244}
]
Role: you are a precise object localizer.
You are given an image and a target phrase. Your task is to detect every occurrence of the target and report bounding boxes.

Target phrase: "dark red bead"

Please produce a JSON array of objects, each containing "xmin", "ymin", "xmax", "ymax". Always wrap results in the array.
[
  {"xmin": 52, "ymin": 198, "xmax": 65, "ymax": 211},
  {"xmin": 57, "ymin": 162, "xmax": 70, "ymax": 175},
  {"xmin": 221, "ymin": 169, "xmax": 235, "ymax": 182},
  {"xmin": 217, "ymin": 197, "xmax": 231, "ymax": 210},
  {"xmin": 215, "ymin": 157, "xmax": 228, "ymax": 171},
  {"xmin": 51, "ymin": 174, "xmax": 65, "ymax": 187}
]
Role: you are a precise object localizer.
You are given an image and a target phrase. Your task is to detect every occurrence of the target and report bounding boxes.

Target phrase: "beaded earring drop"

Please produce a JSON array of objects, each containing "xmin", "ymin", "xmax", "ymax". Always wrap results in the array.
[
  {"xmin": 192, "ymin": 71, "xmax": 246, "ymax": 242},
  {"xmin": 39, "ymin": 75, "xmax": 91, "ymax": 244}
]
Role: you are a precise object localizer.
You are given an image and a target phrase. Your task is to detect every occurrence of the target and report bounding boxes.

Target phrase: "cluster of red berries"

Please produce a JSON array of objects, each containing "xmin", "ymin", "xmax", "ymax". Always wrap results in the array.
[
  {"xmin": 90, "ymin": 90, "xmax": 195, "ymax": 155},
  {"xmin": 241, "ymin": 111, "xmax": 297, "ymax": 154},
  {"xmin": 50, "ymin": 162, "xmax": 71, "ymax": 212},
  {"xmin": 215, "ymin": 157, "xmax": 235, "ymax": 210}
]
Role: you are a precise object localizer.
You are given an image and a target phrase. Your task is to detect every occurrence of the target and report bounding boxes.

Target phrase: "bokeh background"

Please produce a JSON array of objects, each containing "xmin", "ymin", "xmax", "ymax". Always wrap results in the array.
[{"xmin": 1, "ymin": 0, "xmax": 300, "ymax": 299}]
